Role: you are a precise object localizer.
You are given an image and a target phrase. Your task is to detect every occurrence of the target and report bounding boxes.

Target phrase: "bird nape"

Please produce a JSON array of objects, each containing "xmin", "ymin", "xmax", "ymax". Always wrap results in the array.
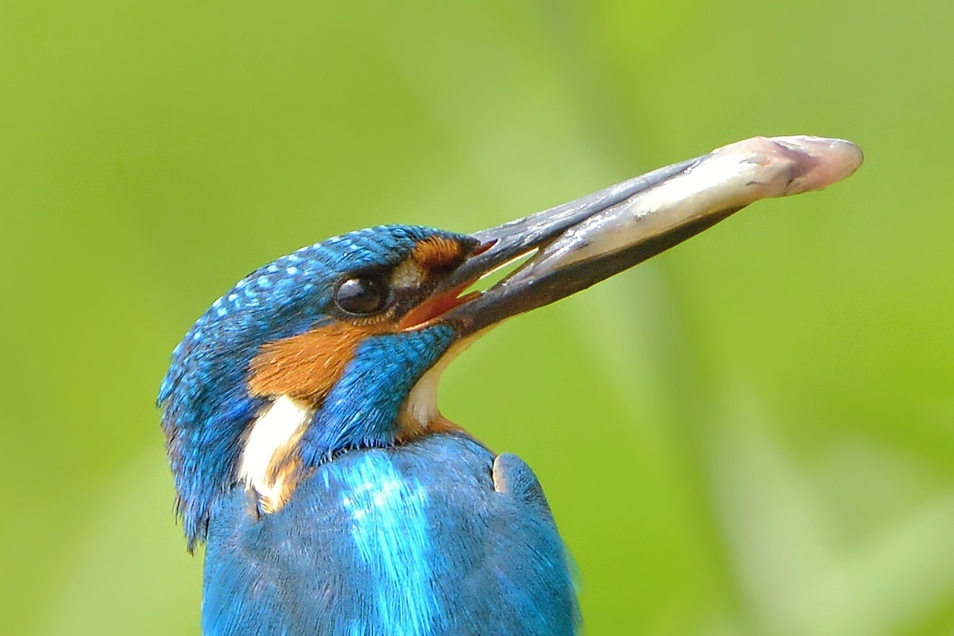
[{"xmin": 158, "ymin": 136, "xmax": 863, "ymax": 636}]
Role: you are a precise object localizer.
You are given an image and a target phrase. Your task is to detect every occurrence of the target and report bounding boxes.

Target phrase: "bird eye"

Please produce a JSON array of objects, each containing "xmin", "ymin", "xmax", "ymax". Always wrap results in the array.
[{"xmin": 334, "ymin": 276, "xmax": 389, "ymax": 315}]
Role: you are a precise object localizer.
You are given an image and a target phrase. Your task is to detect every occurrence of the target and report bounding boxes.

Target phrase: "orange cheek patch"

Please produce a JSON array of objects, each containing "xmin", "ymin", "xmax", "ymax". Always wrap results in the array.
[{"xmin": 248, "ymin": 323, "xmax": 390, "ymax": 402}]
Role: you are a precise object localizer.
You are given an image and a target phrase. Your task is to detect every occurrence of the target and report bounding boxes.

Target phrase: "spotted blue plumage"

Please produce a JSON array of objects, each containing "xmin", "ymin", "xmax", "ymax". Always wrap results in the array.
[
  {"xmin": 159, "ymin": 224, "xmax": 580, "ymax": 634},
  {"xmin": 158, "ymin": 225, "xmax": 468, "ymax": 548}
]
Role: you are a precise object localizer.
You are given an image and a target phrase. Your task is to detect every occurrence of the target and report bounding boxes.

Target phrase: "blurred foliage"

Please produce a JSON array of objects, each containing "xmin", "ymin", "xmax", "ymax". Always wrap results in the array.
[{"xmin": 1, "ymin": 1, "xmax": 952, "ymax": 634}]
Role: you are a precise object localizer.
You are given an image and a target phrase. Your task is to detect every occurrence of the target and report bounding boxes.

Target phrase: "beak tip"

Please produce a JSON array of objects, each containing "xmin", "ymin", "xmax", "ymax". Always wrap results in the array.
[
  {"xmin": 770, "ymin": 135, "xmax": 864, "ymax": 194},
  {"xmin": 441, "ymin": 133, "xmax": 864, "ymax": 334}
]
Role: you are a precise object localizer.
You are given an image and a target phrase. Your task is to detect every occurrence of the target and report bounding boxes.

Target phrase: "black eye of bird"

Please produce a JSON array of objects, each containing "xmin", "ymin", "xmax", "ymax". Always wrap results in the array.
[{"xmin": 334, "ymin": 276, "xmax": 389, "ymax": 315}]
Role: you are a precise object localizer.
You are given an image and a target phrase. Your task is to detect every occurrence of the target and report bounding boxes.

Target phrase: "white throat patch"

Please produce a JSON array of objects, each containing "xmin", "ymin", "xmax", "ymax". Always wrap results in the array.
[
  {"xmin": 239, "ymin": 395, "xmax": 314, "ymax": 512},
  {"xmin": 403, "ymin": 331, "xmax": 483, "ymax": 429}
]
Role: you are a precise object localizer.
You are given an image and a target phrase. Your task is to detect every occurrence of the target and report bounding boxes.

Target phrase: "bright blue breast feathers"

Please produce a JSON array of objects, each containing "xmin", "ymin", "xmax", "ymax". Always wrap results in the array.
[
  {"xmin": 200, "ymin": 434, "xmax": 579, "ymax": 635},
  {"xmin": 337, "ymin": 453, "xmax": 441, "ymax": 635}
]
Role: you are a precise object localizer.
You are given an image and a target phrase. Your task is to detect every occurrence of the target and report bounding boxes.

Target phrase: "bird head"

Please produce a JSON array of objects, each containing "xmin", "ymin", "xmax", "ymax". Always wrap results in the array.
[{"xmin": 158, "ymin": 135, "xmax": 863, "ymax": 548}]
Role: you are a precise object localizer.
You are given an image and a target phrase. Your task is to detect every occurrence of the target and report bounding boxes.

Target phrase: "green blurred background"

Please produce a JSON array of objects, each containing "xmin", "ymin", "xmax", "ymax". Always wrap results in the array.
[{"xmin": 2, "ymin": 1, "xmax": 952, "ymax": 634}]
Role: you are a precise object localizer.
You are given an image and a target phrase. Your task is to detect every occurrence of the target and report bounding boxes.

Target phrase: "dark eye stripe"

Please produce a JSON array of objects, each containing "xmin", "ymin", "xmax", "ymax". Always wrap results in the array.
[{"xmin": 334, "ymin": 277, "xmax": 388, "ymax": 315}]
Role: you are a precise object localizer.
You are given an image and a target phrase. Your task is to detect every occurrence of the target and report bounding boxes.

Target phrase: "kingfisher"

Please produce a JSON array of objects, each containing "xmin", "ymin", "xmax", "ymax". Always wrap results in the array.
[{"xmin": 158, "ymin": 136, "xmax": 862, "ymax": 635}]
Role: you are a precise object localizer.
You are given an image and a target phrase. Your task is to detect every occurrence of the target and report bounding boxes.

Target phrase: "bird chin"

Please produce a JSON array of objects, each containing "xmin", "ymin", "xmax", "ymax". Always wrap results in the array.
[{"xmin": 400, "ymin": 330, "xmax": 487, "ymax": 432}]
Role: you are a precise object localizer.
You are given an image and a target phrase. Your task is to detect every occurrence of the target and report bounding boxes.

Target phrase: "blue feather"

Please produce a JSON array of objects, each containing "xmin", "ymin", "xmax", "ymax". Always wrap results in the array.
[
  {"xmin": 158, "ymin": 225, "xmax": 466, "ymax": 546},
  {"xmin": 158, "ymin": 224, "xmax": 579, "ymax": 633},
  {"xmin": 339, "ymin": 453, "xmax": 440, "ymax": 635},
  {"xmin": 202, "ymin": 434, "xmax": 578, "ymax": 635},
  {"xmin": 301, "ymin": 326, "xmax": 456, "ymax": 463}
]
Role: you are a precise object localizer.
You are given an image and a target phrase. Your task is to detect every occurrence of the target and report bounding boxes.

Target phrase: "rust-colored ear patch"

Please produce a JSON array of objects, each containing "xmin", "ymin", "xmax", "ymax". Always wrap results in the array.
[
  {"xmin": 248, "ymin": 323, "xmax": 389, "ymax": 402},
  {"xmin": 411, "ymin": 236, "xmax": 468, "ymax": 273}
]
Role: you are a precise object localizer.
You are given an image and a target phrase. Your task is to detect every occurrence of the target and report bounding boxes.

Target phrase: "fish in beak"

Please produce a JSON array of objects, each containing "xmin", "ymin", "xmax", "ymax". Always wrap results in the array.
[{"xmin": 434, "ymin": 135, "xmax": 863, "ymax": 335}]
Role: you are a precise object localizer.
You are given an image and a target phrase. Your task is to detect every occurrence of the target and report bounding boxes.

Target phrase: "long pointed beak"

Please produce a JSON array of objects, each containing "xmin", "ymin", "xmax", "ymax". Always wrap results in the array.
[{"xmin": 437, "ymin": 135, "xmax": 863, "ymax": 335}]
